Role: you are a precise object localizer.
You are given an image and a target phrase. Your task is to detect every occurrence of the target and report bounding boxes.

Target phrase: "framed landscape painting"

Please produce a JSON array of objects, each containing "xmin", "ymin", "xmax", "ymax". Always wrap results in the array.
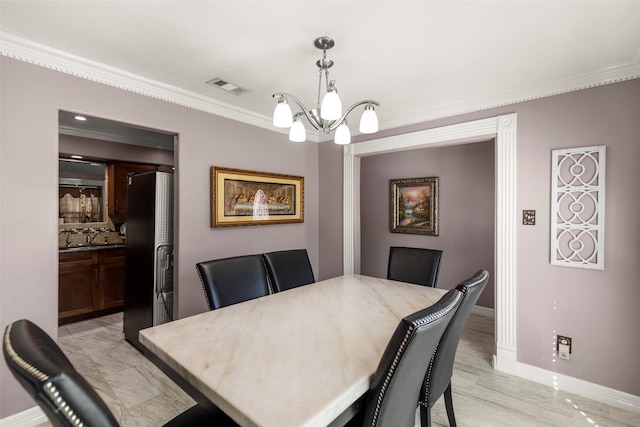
[
  {"xmin": 211, "ymin": 167, "xmax": 304, "ymax": 227},
  {"xmin": 390, "ymin": 176, "xmax": 439, "ymax": 235}
]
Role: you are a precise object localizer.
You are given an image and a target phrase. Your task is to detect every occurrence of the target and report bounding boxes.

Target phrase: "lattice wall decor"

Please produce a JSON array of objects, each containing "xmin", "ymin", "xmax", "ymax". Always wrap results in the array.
[{"xmin": 551, "ymin": 146, "xmax": 606, "ymax": 269}]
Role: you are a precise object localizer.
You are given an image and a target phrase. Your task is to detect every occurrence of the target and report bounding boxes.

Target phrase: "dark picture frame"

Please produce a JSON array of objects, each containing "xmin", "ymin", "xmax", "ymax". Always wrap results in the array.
[
  {"xmin": 211, "ymin": 167, "xmax": 304, "ymax": 227},
  {"xmin": 390, "ymin": 176, "xmax": 439, "ymax": 235}
]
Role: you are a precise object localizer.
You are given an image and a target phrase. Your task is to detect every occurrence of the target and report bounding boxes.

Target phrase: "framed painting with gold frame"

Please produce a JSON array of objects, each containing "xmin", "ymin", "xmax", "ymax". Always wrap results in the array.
[
  {"xmin": 211, "ymin": 167, "xmax": 304, "ymax": 227},
  {"xmin": 390, "ymin": 176, "xmax": 439, "ymax": 235}
]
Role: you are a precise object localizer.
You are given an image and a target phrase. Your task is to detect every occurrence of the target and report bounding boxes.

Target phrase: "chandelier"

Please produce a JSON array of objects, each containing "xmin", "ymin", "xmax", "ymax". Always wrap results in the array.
[{"xmin": 272, "ymin": 36, "xmax": 380, "ymax": 145}]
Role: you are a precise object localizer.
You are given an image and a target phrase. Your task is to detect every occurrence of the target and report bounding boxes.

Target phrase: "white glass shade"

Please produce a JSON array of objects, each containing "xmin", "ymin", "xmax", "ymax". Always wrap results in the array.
[
  {"xmin": 273, "ymin": 99, "xmax": 293, "ymax": 128},
  {"xmin": 359, "ymin": 106, "xmax": 379, "ymax": 134},
  {"xmin": 334, "ymin": 122, "xmax": 351, "ymax": 145},
  {"xmin": 320, "ymin": 88, "xmax": 342, "ymax": 120},
  {"xmin": 289, "ymin": 118, "xmax": 306, "ymax": 142}
]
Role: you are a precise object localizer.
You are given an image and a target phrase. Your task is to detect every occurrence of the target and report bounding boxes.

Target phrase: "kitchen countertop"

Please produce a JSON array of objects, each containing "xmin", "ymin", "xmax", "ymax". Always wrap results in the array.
[{"xmin": 59, "ymin": 244, "xmax": 126, "ymax": 253}]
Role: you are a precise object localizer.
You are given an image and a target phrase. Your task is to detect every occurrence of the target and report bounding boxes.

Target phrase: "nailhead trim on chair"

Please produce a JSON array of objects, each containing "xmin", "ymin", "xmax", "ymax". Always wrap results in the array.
[
  {"xmin": 3, "ymin": 323, "xmax": 49, "ymax": 382},
  {"xmin": 196, "ymin": 268, "xmax": 214, "ymax": 310},
  {"xmin": 370, "ymin": 325, "xmax": 413, "ymax": 426},
  {"xmin": 420, "ymin": 284, "xmax": 468, "ymax": 408},
  {"xmin": 44, "ymin": 381, "xmax": 85, "ymax": 426},
  {"xmin": 419, "ymin": 342, "xmax": 441, "ymax": 408},
  {"xmin": 369, "ymin": 291, "xmax": 462, "ymax": 426},
  {"xmin": 4, "ymin": 323, "xmax": 87, "ymax": 426}
]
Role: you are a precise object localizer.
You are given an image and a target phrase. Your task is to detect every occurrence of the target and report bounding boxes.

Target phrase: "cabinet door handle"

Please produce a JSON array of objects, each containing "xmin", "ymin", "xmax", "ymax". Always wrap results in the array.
[{"xmin": 95, "ymin": 269, "xmax": 99, "ymax": 283}]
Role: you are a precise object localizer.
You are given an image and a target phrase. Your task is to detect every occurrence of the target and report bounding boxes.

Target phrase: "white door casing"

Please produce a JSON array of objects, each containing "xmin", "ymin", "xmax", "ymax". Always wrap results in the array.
[{"xmin": 342, "ymin": 114, "xmax": 518, "ymax": 374}]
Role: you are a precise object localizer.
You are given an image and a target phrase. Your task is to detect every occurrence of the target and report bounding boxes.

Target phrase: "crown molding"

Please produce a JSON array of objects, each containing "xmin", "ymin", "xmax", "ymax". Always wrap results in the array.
[
  {"xmin": 380, "ymin": 59, "xmax": 640, "ymax": 131},
  {"xmin": 2, "ymin": 31, "xmax": 639, "ymax": 139},
  {"xmin": 0, "ymin": 32, "xmax": 274, "ymax": 132}
]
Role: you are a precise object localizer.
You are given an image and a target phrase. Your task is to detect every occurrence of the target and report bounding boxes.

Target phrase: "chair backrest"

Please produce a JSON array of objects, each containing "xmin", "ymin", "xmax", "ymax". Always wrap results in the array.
[
  {"xmin": 362, "ymin": 288, "xmax": 463, "ymax": 427},
  {"xmin": 421, "ymin": 269, "xmax": 489, "ymax": 409},
  {"xmin": 3, "ymin": 319, "xmax": 119, "ymax": 427},
  {"xmin": 196, "ymin": 254, "xmax": 271, "ymax": 310},
  {"xmin": 387, "ymin": 247, "xmax": 443, "ymax": 287},
  {"xmin": 262, "ymin": 249, "xmax": 315, "ymax": 292}
]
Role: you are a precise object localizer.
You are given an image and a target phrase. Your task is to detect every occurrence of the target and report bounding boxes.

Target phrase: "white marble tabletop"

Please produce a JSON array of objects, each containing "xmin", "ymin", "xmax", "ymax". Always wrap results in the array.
[{"xmin": 139, "ymin": 274, "xmax": 446, "ymax": 427}]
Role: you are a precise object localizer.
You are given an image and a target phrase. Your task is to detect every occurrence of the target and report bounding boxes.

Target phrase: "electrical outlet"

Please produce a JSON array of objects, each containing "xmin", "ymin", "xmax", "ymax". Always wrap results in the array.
[{"xmin": 557, "ymin": 335, "xmax": 572, "ymax": 360}]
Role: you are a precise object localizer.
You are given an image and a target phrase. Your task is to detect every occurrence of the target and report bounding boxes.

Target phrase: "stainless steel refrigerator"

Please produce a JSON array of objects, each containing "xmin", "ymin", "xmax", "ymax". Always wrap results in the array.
[{"xmin": 123, "ymin": 171, "xmax": 173, "ymax": 353}]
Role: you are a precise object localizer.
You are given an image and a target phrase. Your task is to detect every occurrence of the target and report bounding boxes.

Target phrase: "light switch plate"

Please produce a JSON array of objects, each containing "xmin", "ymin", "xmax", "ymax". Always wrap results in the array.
[{"xmin": 523, "ymin": 210, "xmax": 536, "ymax": 225}]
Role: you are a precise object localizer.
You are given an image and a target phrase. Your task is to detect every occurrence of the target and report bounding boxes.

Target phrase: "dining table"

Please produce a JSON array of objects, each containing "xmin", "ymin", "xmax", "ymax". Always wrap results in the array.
[{"xmin": 139, "ymin": 274, "xmax": 447, "ymax": 427}]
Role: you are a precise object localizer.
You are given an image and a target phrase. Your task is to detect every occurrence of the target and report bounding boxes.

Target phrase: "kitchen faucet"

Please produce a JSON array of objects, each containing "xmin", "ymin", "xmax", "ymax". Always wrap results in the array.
[{"xmin": 66, "ymin": 230, "xmax": 73, "ymax": 248}]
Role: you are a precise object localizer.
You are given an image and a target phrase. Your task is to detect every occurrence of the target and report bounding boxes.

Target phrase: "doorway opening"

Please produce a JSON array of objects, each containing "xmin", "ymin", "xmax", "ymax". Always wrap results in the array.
[
  {"xmin": 57, "ymin": 111, "xmax": 177, "ymax": 326},
  {"xmin": 343, "ymin": 114, "xmax": 518, "ymax": 375}
]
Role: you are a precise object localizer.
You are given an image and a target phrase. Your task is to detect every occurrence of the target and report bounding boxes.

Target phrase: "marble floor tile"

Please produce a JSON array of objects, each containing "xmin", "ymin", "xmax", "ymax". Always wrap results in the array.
[
  {"xmin": 104, "ymin": 366, "xmax": 162, "ymax": 409},
  {"xmin": 86, "ymin": 340, "xmax": 148, "ymax": 377},
  {"xmin": 43, "ymin": 310, "xmax": 639, "ymax": 427}
]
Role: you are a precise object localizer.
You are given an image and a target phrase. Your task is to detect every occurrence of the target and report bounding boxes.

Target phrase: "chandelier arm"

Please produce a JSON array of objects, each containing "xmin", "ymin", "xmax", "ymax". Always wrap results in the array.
[
  {"xmin": 326, "ymin": 100, "xmax": 380, "ymax": 132},
  {"xmin": 272, "ymin": 93, "xmax": 322, "ymax": 131}
]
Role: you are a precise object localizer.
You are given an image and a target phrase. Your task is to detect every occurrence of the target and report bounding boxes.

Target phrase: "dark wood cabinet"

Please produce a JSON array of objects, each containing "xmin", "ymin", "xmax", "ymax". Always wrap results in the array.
[
  {"xmin": 99, "ymin": 248, "xmax": 125, "ymax": 310},
  {"xmin": 59, "ymin": 248, "xmax": 125, "ymax": 323},
  {"xmin": 58, "ymin": 251, "xmax": 99, "ymax": 320},
  {"xmin": 107, "ymin": 162, "xmax": 158, "ymax": 216}
]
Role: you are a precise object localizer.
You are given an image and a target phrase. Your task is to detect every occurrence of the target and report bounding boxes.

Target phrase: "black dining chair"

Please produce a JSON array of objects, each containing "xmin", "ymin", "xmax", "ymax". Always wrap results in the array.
[
  {"xmin": 3, "ymin": 319, "xmax": 238, "ymax": 427},
  {"xmin": 196, "ymin": 254, "xmax": 271, "ymax": 310},
  {"xmin": 419, "ymin": 269, "xmax": 489, "ymax": 427},
  {"xmin": 387, "ymin": 246, "xmax": 443, "ymax": 287},
  {"xmin": 348, "ymin": 288, "xmax": 463, "ymax": 427},
  {"xmin": 262, "ymin": 249, "xmax": 315, "ymax": 292}
]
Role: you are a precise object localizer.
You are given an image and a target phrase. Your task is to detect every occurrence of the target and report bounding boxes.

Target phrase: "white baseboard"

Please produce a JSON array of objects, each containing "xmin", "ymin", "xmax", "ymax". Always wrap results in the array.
[
  {"xmin": 474, "ymin": 306, "xmax": 640, "ymax": 414},
  {"xmin": 0, "ymin": 406, "xmax": 47, "ymax": 427},
  {"xmin": 517, "ymin": 362, "xmax": 640, "ymax": 414}
]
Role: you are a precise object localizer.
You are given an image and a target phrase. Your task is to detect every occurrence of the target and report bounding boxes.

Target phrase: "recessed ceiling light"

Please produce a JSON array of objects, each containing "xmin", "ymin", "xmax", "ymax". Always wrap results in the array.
[
  {"xmin": 71, "ymin": 155, "xmax": 83, "ymax": 159},
  {"xmin": 74, "ymin": 115, "xmax": 87, "ymax": 121}
]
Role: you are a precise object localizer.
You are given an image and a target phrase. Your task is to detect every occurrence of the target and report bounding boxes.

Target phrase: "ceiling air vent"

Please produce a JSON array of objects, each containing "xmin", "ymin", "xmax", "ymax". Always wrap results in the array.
[{"xmin": 206, "ymin": 78, "xmax": 248, "ymax": 95}]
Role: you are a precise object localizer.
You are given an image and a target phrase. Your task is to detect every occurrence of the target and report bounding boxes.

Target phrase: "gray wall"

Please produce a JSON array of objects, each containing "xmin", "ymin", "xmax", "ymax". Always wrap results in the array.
[
  {"xmin": 359, "ymin": 141, "xmax": 495, "ymax": 308},
  {"xmin": 319, "ymin": 78, "xmax": 640, "ymax": 396},
  {"xmin": 0, "ymin": 57, "xmax": 319, "ymax": 417}
]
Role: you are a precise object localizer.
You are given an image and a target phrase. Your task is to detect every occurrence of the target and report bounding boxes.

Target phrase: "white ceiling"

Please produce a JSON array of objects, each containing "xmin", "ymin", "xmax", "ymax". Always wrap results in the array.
[{"xmin": 2, "ymin": 1, "xmax": 640, "ymax": 141}]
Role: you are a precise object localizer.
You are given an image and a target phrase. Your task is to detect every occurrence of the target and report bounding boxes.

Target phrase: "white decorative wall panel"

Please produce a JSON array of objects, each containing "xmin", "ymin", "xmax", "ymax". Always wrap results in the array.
[{"xmin": 551, "ymin": 146, "xmax": 606, "ymax": 269}]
